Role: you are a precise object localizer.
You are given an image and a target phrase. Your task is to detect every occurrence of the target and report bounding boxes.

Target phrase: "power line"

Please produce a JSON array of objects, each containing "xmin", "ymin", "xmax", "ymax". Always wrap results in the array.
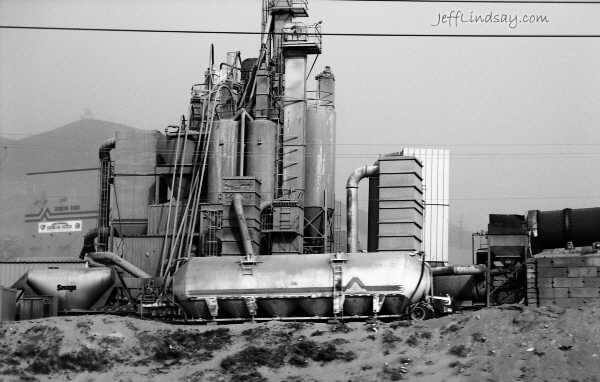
[
  {"xmin": 2, "ymin": 25, "xmax": 600, "ymax": 38},
  {"xmin": 335, "ymin": 0, "xmax": 600, "ymax": 3}
]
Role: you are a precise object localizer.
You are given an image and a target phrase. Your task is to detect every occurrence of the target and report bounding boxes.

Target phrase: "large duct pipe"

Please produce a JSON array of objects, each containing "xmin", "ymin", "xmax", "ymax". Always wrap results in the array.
[
  {"xmin": 346, "ymin": 164, "xmax": 379, "ymax": 253},
  {"xmin": 87, "ymin": 251, "xmax": 151, "ymax": 278},
  {"xmin": 233, "ymin": 194, "xmax": 255, "ymax": 261},
  {"xmin": 98, "ymin": 138, "xmax": 116, "ymax": 251},
  {"xmin": 431, "ymin": 265, "xmax": 486, "ymax": 276}
]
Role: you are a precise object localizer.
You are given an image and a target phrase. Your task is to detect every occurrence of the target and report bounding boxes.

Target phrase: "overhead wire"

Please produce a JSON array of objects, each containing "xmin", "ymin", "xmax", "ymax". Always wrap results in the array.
[{"xmin": 2, "ymin": 25, "xmax": 600, "ymax": 38}]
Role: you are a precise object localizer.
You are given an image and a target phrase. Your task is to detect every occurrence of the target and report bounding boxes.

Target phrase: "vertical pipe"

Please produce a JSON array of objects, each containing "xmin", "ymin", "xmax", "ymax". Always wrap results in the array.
[
  {"xmin": 97, "ymin": 138, "xmax": 116, "ymax": 252},
  {"xmin": 239, "ymin": 111, "xmax": 246, "ymax": 176}
]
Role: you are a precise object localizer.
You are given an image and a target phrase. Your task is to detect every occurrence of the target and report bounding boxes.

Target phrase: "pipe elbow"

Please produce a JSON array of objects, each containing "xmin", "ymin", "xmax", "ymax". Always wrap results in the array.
[
  {"xmin": 346, "ymin": 165, "xmax": 379, "ymax": 189},
  {"xmin": 99, "ymin": 138, "xmax": 116, "ymax": 160}
]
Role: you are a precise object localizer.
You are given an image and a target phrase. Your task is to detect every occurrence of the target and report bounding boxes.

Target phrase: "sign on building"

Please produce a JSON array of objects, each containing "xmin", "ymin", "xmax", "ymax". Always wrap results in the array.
[{"xmin": 38, "ymin": 220, "xmax": 82, "ymax": 234}]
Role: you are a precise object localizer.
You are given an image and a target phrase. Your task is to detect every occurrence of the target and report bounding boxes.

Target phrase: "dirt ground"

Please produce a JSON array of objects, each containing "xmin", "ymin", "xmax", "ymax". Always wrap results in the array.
[{"xmin": 1, "ymin": 302, "xmax": 599, "ymax": 382}]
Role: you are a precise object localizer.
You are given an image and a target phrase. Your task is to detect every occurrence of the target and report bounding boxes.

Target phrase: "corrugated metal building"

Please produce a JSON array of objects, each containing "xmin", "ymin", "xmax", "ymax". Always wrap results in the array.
[
  {"xmin": 0, "ymin": 257, "xmax": 87, "ymax": 287},
  {"xmin": 402, "ymin": 148, "xmax": 450, "ymax": 264}
]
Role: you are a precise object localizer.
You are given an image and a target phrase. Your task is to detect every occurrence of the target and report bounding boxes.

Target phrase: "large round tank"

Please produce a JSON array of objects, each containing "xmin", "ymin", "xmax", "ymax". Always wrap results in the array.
[
  {"xmin": 304, "ymin": 67, "xmax": 336, "ymax": 244},
  {"xmin": 173, "ymin": 251, "xmax": 431, "ymax": 319},
  {"xmin": 26, "ymin": 268, "xmax": 114, "ymax": 311},
  {"xmin": 205, "ymin": 119, "xmax": 239, "ymax": 202},
  {"xmin": 245, "ymin": 119, "xmax": 278, "ymax": 203}
]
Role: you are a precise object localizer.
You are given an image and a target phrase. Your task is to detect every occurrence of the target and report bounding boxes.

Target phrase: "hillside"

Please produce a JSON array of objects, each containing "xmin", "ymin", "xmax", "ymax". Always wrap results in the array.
[{"xmin": 0, "ymin": 119, "xmax": 144, "ymax": 256}]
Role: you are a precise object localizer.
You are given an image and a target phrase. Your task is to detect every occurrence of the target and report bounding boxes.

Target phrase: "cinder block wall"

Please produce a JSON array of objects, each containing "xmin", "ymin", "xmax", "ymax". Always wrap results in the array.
[{"xmin": 528, "ymin": 255, "xmax": 600, "ymax": 308}]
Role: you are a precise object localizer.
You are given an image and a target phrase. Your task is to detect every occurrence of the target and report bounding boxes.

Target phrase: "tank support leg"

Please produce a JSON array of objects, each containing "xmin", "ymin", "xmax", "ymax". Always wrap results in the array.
[
  {"xmin": 245, "ymin": 297, "xmax": 257, "ymax": 321},
  {"xmin": 205, "ymin": 297, "xmax": 218, "ymax": 319},
  {"xmin": 372, "ymin": 294, "xmax": 385, "ymax": 316},
  {"xmin": 330, "ymin": 253, "xmax": 348, "ymax": 318}
]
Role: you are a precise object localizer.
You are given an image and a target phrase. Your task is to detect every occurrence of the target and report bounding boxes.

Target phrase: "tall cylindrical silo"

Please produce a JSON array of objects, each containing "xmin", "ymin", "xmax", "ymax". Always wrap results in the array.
[
  {"xmin": 245, "ymin": 119, "xmax": 278, "ymax": 204},
  {"xmin": 205, "ymin": 119, "xmax": 239, "ymax": 202},
  {"xmin": 304, "ymin": 67, "xmax": 336, "ymax": 252}
]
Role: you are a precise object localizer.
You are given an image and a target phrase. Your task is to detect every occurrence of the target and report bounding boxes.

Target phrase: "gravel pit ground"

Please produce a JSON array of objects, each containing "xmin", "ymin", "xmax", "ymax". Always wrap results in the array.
[{"xmin": 1, "ymin": 302, "xmax": 599, "ymax": 382}]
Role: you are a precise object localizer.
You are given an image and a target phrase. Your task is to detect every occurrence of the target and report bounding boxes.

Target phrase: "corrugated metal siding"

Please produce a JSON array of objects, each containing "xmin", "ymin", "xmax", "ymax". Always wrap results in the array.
[
  {"xmin": 0, "ymin": 258, "xmax": 87, "ymax": 287},
  {"xmin": 403, "ymin": 148, "xmax": 450, "ymax": 263}
]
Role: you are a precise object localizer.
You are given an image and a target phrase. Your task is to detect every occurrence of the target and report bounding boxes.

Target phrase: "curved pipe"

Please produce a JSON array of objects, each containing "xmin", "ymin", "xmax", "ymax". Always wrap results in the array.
[
  {"xmin": 99, "ymin": 138, "xmax": 116, "ymax": 159},
  {"xmin": 233, "ymin": 194, "xmax": 255, "ymax": 261},
  {"xmin": 87, "ymin": 251, "xmax": 151, "ymax": 278},
  {"xmin": 346, "ymin": 164, "xmax": 379, "ymax": 253}
]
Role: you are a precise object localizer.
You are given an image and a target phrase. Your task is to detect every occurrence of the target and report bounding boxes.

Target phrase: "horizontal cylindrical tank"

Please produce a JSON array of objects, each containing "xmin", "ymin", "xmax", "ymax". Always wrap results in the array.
[
  {"xmin": 173, "ymin": 251, "xmax": 431, "ymax": 319},
  {"xmin": 530, "ymin": 207, "xmax": 600, "ymax": 253},
  {"xmin": 244, "ymin": 119, "xmax": 277, "ymax": 203},
  {"xmin": 205, "ymin": 119, "xmax": 239, "ymax": 202},
  {"xmin": 433, "ymin": 274, "xmax": 486, "ymax": 303},
  {"xmin": 25, "ymin": 268, "xmax": 114, "ymax": 311}
]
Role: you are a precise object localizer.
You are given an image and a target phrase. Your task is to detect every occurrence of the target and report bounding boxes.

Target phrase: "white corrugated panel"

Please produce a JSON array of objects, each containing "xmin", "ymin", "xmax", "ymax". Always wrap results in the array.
[{"xmin": 402, "ymin": 148, "xmax": 450, "ymax": 263}]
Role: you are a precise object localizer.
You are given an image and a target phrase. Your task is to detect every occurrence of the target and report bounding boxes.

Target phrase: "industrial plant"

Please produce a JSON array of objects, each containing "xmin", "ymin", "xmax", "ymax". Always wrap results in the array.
[{"xmin": 2, "ymin": 0, "xmax": 600, "ymax": 327}]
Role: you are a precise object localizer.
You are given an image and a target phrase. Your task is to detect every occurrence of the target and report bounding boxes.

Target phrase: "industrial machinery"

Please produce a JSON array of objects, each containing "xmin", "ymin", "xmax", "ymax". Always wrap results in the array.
[
  {"xmin": 440, "ymin": 207, "xmax": 600, "ymax": 308},
  {"xmin": 10, "ymin": 0, "xmax": 455, "ymax": 322}
]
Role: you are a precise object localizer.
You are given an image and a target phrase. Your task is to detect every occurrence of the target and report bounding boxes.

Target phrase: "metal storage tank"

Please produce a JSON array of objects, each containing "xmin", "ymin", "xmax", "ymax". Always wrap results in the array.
[
  {"xmin": 205, "ymin": 119, "xmax": 239, "ymax": 202},
  {"xmin": 173, "ymin": 251, "xmax": 431, "ymax": 319},
  {"xmin": 0, "ymin": 257, "xmax": 87, "ymax": 288},
  {"xmin": 25, "ymin": 267, "xmax": 114, "ymax": 311},
  {"xmin": 245, "ymin": 119, "xmax": 278, "ymax": 203},
  {"xmin": 304, "ymin": 67, "xmax": 336, "ymax": 247}
]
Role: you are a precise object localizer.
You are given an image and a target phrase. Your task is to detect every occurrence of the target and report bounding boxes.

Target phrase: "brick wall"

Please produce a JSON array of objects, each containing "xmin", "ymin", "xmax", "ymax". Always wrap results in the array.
[{"xmin": 528, "ymin": 255, "xmax": 600, "ymax": 308}]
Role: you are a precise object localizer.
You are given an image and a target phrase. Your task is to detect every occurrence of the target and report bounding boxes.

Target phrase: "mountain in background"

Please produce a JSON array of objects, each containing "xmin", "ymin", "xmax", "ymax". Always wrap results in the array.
[{"xmin": 0, "ymin": 119, "xmax": 143, "ymax": 258}]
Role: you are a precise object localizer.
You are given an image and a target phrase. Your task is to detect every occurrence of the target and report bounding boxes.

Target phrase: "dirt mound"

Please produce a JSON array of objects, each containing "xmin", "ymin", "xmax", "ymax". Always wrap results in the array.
[{"xmin": 0, "ymin": 303, "xmax": 599, "ymax": 381}]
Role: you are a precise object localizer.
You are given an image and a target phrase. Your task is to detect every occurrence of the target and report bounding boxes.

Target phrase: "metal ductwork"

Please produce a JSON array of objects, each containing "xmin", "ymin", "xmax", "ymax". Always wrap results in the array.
[
  {"xmin": 86, "ymin": 251, "xmax": 151, "ymax": 278},
  {"xmin": 233, "ymin": 194, "xmax": 255, "ymax": 261},
  {"xmin": 431, "ymin": 265, "xmax": 486, "ymax": 276},
  {"xmin": 98, "ymin": 138, "xmax": 116, "ymax": 251},
  {"xmin": 346, "ymin": 164, "xmax": 379, "ymax": 252}
]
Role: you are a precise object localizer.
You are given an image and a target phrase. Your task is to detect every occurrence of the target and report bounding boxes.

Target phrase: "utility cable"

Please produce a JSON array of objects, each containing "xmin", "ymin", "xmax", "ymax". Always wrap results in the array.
[{"xmin": 3, "ymin": 25, "xmax": 600, "ymax": 38}]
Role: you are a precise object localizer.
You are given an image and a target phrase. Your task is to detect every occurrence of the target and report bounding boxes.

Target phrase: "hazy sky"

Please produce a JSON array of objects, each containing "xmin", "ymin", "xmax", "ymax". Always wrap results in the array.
[{"xmin": 2, "ymin": 0, "xmax": 600, "ymax": 251}]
